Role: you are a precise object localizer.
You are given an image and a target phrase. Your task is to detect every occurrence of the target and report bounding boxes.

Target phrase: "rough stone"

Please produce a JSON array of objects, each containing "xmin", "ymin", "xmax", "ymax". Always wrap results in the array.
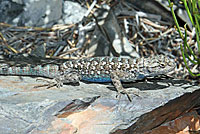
[
  {"xmin": 17, "ymin": 0, "xmax": 62, "ymax": 27},
  {"xmin": 0, "ymin": 75, "xmax": 199, "ymax": 133},
  {"xmin": 0, "ymin": 0, "xmax": 24, "ymax": 24},
  {"xmin": 62, "ymin": 1, "xmax": 87, "ymax": 24},
  {"xmin": 86, "ymin": 5, "xmax": 139, "ymax": 58}
]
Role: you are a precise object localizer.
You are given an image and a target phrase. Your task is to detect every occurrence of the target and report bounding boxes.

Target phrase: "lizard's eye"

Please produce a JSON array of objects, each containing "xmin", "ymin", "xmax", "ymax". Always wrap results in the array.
[{"xmin": 160, "ymin": 63, "xmax": 165, "ymax": 68}]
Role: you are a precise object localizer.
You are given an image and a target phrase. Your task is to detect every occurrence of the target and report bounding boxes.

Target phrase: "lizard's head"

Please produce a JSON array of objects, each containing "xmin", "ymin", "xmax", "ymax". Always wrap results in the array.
[{"xmin": 141, "ymin": 55, "xmax": 176, "ymax": 76}]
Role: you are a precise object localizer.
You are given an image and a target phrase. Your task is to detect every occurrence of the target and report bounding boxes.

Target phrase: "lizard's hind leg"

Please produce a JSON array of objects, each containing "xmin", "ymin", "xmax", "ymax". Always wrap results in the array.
[
  {"xmin": 35, "ymin": 78, "xmax": 62, "ymax": 88},
  {"xmin": 59, "ymin": 70, "xmax": 81, "ymax": 84},
  {"xmin": 35, "ymin": 70, "xmax": 81, "ymax": 89}
]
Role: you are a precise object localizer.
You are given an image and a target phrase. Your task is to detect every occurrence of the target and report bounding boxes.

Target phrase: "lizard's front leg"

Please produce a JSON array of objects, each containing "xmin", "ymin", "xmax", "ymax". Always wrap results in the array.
[{"xmin": 110, "ymin": 71, "xmax": 134, "ymax": 102}]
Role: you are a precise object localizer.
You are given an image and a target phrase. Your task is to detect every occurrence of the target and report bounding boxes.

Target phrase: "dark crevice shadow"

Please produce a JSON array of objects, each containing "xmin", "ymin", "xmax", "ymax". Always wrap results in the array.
[
  {"xmin": 106, "ymin": 81, "xmax": 168, "ymax": 92},
  {"xmin": 107, "ymin": 77, "xmax": 197, "ymax": 91}
]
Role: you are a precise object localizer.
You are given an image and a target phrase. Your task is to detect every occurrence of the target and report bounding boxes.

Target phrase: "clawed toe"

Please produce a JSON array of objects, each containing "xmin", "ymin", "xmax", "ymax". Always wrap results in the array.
[{"xmin": 34, "ymin": 78, "xmax": 63, "ymax": 89}]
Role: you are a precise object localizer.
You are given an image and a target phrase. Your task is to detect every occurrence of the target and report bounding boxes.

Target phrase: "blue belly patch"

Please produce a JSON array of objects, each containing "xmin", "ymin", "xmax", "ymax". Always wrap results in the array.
[{"xmin": 81, "ymin": 77, "xmax": 112, "ymax": 83}]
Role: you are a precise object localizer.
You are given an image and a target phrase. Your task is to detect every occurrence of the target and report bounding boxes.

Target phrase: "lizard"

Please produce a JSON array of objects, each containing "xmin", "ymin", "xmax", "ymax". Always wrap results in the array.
[{"xmin": 0, "ymin": 55, "xmax": 176, "ymax": 101}]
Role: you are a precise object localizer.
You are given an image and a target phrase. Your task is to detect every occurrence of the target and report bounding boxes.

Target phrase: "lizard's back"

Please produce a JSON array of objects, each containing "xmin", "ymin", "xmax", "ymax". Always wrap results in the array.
[{"xmin": 63, "ymin": 55, "xmax": 176, "ymax": 82}]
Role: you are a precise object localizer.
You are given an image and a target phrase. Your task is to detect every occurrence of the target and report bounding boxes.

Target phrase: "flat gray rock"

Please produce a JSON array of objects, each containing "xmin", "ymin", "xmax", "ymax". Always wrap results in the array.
[{"xmin": 0, "ymin": 76, "xmax": 199, "ymax": 133}]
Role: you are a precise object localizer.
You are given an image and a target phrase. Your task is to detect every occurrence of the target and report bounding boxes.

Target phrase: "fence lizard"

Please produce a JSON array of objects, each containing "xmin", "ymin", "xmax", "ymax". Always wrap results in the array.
[{"xmin": 0, "ymin": 55, "xmax": 176, "ymax": 101}]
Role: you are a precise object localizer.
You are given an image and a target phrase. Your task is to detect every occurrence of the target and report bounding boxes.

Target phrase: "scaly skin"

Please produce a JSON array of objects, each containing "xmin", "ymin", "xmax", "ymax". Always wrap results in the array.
[
  {"xmin": 62, "ymin": 55, "xmax": 176, "ymax": 82},
  {"xmin": 0, "ymin": 55, "xmax": 176, "ymax": 101}
]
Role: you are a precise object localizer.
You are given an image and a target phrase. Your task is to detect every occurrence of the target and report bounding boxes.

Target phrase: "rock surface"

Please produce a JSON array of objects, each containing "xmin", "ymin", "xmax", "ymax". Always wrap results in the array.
[
  {"xmin": 0, "ymin": 1, "xmax": 198, "ymax": 133},
  {"xmin": 0, "ymin": 0, "xmax": 23, "ymax": 24},
  {"xmin": 17, "ymin": 0, "xmax": 63, "ymax": 27},
  {"xmin": 0, "ymin": 75, "xmax": 199, "ymax": 133},
  {"xmin": 0, "ymin": 0, "xmax": 87, "ymax": 27}
]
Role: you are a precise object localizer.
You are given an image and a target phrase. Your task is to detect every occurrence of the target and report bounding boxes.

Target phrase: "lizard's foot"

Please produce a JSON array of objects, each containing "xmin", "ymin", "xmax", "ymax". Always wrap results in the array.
[
  {"xmin": 111, "ymin": 71, "xmax": 140, "ymax": 102},
  {"xmin": 35, "ymin": 78, "xmax": 63, "ymax": 88},
  {"xmin": 34, "ymin": 71, "xmax": 81, "ymax": 89}
]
